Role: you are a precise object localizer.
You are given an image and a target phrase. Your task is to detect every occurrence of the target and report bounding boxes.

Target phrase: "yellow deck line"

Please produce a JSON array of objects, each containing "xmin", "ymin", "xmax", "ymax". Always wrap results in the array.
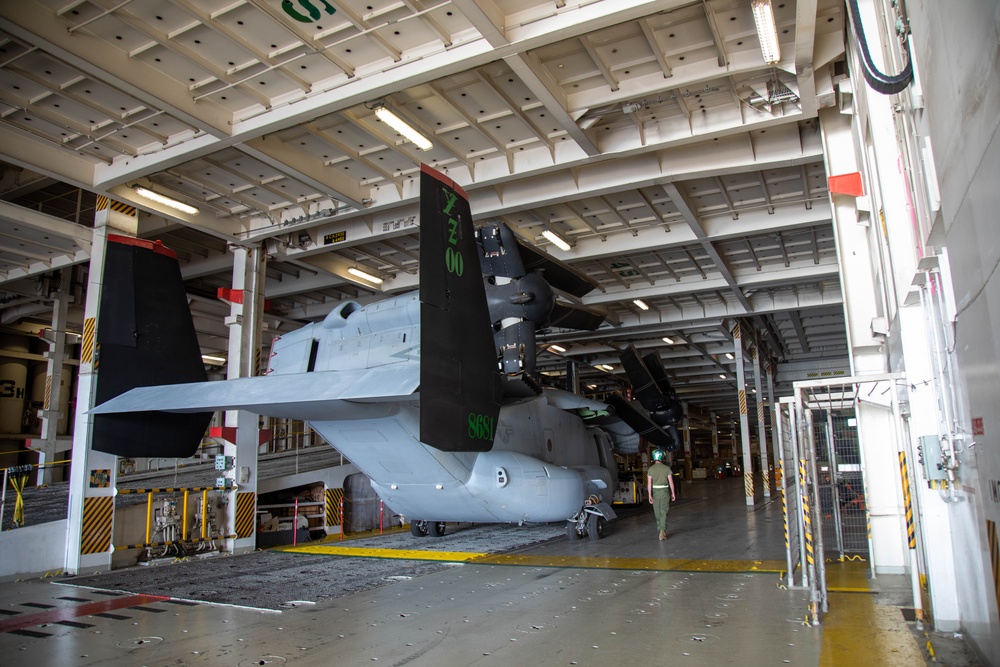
[
  {"xmin": 279, "ymin": 544, "xmax": 785, "ymax": 573},
  {"xmin": 820, "ymin": 561, "xmax": 925, "ymax": 665}
]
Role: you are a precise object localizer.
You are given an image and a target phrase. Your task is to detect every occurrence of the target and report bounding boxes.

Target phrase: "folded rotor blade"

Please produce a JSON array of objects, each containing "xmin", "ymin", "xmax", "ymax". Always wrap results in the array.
[
  {"xmin": 619, "ymin": 344, "xmax": 665, "ymax": 411},
  {"xmin": 606, "ymin": 393, "xmax": 677, "ymax": 451},
  {"xmin": 642, "ymin": 351, "xmax": 675, "ymax": 396},
  {"xmin": 548, "ymin": 302, "xmax": 606, "ymax": 331}
]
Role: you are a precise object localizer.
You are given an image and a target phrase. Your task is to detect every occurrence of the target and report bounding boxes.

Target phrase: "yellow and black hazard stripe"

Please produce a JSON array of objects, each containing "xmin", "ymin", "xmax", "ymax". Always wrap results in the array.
[
  {"xmin": 899, "ymin": 452, "xmax": 916, "ymax": 549},
  {"xmin": 326, "ymin": 487, "xmax": 344, "ymax": 526},
  {"xmin": 96, "ymin": 195, "xmax": 136, "ymax": 216},
  {"xmin": 81, "ymin": 317, "xmax": 96, "ymax": 366},
  {"xmin": 988, "ymin": 520, "xmax": 1000, "ymax": 621},
  {"xmin": 81, "ymin": 496, "xmax": 114, "ymax": 555},
  {"xmin": 235, "ymin": 492, "xmax": 256, "ymax": 538},
  {"xmin": 800, "ymin": 460, "xmax": 814, "ymax": 566},
  {"xmin": 739, "ymin": 389, "xmax": 747, "ymax": 415},
  {"xmin": 781, "ymin": 481, "xmax": 789, "ymax": 550},
  {"xmin": 109, "ymin": 199, "xmax": 137, "ymax": 216}
]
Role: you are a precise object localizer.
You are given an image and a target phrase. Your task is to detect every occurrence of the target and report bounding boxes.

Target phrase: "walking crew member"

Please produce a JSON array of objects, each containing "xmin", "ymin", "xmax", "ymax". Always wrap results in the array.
[{"xmin": 647, "ymin": 449, "xmax": 676, "ymax": 540}]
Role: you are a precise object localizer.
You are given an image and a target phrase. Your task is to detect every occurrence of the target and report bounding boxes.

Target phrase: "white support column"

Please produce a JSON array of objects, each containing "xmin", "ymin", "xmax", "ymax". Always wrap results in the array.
[
  {"xmin": 766, "ymin": 359, "xmax": 781, "ymax": 490},
  {"xmin": 65, "ymin": 198, "xmax": 137, "ymax": 575},
  {"xmin": 751, "ymin": 346, "xmax": 771, "ymax": 498},
  {"xmin": 733, "ymin": 322, "xmax": 755, "ymax": 506},
  {"xmin": 711, "ymin": 411, "xmax": 719, "ymax": 458},
  {"xmin": 222, "ymin": 243, "xmax": 266, "ymax": 554},
  {"xmin": 33, "ymin": 270, "xmax": 71, "ymax": 486}
]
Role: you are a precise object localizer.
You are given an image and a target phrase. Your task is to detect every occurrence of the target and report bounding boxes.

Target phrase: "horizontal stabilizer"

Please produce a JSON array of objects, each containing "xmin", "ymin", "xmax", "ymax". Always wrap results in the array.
[{"xmin": 91, "ymin": 365, "xmax": 419, "ymax": 422}]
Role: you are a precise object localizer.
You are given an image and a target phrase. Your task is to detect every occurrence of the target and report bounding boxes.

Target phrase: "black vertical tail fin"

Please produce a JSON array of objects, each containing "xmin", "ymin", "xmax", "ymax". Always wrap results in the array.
[
  {"xmin": 92, "ymin": 236, "xmax": 212, "ymax": 458},
  {"xmin": 418, "ymin": 165, "xmax": 502, "ymax": 452}
]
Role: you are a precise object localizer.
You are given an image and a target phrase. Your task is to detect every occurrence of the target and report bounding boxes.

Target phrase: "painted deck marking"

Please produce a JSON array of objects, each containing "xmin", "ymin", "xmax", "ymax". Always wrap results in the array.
[
  {"xmin": 0, "ymin": 594, "xmax": 169, "ymax": 635},
  {"xmin": 281, "ymin": 544, "xmax": 785, "ymax": 573}
]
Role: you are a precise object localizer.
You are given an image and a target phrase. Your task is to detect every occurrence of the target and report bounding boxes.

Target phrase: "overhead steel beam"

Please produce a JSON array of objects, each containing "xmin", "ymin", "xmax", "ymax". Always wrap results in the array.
[{"xmin": 662, "ymin": 182, "xmax": 753, "ymax": 313}]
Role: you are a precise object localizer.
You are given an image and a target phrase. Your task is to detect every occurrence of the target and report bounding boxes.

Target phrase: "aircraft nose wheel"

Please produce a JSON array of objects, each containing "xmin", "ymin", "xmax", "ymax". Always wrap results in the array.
[{"xmin": 586, "ymin": 513, "xmax": 605, "ymax": 540}]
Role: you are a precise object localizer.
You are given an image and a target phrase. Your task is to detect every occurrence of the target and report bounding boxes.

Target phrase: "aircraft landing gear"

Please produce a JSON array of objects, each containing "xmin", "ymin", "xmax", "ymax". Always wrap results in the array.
[
  {"xmin": 586, "ymin": 513, "xmax": 605, "ymax": 541},
  {"xmin": 567, "ymin": 499, "xmax": 616, "ymax": 540},
  {"xmin": 409, "ymin": 520, "xmax": 446, "ymax": 537}
]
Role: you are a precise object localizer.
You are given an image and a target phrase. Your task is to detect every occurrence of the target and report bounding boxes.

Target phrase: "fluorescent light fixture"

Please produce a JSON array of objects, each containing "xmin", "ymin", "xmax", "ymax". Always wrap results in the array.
[
  {"xmin": 719, "ymin": 374, "xmax": 727, "ymax": 379},
  {"xmin": 549, "ymin": 344, "xmax": 566, "ymax": 353},
  {"xmin": 542, "ymin": 229, "xmax": 571, "ymax": 252},
  {"xmin": 201, "ymin": 354, "xmax": 226, "ymax": 365},
  {"xmin": 600, "ymin": 364, "xmax": 614, "ymax": 371},
  {"xmin": 587, "ymin": 383, "xmax": 597, "ymax": 389},
  {"xmin": 374, "ymin": 103, "xmax": 433, "ymax": 151},
  {"xmin": 662, "ymin": 336, "xmax": 674, "ymax": 344},
  {"xmin": 751, "ymin": 0, "xmax": 780, "ymax": 64},
  {"xmin": 348, "ymin": 266, "xmax": 384, "ymax": 284},
  {"xmin": 633, "ymin": 299, "xmax": 649, "ymax": 311},
  {"xmin": 725, "ymin": 352, "xmax": 734, "ymax": 360},
  {"xmin": 133, "ymin": 185, "xmax": 199, "ymax": 215}
]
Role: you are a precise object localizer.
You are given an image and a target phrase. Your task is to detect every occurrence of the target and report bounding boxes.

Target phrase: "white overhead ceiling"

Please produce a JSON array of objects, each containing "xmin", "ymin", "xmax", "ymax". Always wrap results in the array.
[{"xmin": 0, "ymin": 0, "xmax": 851, "ymax": 421}]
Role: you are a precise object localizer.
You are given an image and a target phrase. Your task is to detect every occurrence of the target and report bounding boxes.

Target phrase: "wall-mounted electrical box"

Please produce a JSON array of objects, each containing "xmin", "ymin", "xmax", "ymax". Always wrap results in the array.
[{"xmin": 917, "ymin": 435, "xmax": 948, "ymax": 481}]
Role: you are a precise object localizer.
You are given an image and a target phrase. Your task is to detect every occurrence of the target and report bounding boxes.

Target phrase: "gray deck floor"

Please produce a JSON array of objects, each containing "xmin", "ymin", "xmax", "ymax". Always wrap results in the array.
[{"xmin": 0, "ymin": 477, "xmax": 981, "ymax": 665}]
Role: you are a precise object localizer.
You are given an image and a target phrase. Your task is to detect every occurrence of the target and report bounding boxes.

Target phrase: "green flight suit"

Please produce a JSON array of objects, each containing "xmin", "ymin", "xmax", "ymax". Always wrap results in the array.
[{"xmin": 648, "ymin": 461, "xmax": 673, "ymax": 532}]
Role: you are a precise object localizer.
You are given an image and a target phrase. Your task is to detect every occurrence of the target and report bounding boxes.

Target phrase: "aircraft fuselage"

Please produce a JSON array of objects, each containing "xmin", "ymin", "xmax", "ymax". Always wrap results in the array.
[{"xmin": 267, "ymin": 292, "xmax": 615, "ymax": 524}]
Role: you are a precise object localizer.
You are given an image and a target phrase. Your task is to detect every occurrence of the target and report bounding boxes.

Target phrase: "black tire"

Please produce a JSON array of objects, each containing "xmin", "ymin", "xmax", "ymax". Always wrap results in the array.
[
  {"xmin": 586, "ymin": 514, "xmax": 605, "ymax": 541},
  {"xmin": 428, "ymin": 521, "xmax": 446, "ymax": 537},
  {"xmin": 567, "ymin": 520, "xmax": 583, "ymax": 539},
  {"xmin": 410, "ymin": 521, "xmax": 428, "ymax": 537}
]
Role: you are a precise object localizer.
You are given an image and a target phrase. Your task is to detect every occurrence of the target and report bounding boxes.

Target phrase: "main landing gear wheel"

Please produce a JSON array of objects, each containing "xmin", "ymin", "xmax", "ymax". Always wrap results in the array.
[
  {"xmin": 410, "ymin": 521, "xmax": 446, "ymax": 537},
  {"xmin": 586, "ymin": 514, "xmax": 605, "ymax": 541}
]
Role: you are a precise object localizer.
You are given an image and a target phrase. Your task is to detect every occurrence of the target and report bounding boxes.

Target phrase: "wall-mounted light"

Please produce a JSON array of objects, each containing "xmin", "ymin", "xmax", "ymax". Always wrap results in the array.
[
  {"xmin": 201, "ymin": 354, "xmax": 226, "ymax": 365},
  {"xmin": 542, "ymin": 229, "xmax": 571, "ymax": 251},
  {"xmin": 549, "ymin": 344, "xmax": 566, "ymax": 353},
  {"xmin": 348, "ymin": 266, "xmax": 384, "ymax": 285},
  {"xmin": 133, "ymin": 185, "xmax": 199, "ymax": 215},
  {"xmin": 373, "ymin": 102, "xmax": 433, "ymax": 151},
  {"xmin": 751, "ymin": 0, "xmax": 780, "ymax": 64},
  {"xmin": 633, "ymin": 299, "xmax": 649, "ymax": 311},
  {"xmin": 662, "ymin": 336, "xmax": 674, "ymax": 344}
]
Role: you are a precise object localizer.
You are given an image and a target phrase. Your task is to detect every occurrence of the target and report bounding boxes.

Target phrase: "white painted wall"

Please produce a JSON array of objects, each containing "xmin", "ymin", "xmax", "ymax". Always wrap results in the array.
[
  {"xmin": 887, "ymin": 0, "xmax": 1000, "ymax": 662},
  {"xmin": 0, "ymin": 520, "xmax": 68, "ymax": 581}
]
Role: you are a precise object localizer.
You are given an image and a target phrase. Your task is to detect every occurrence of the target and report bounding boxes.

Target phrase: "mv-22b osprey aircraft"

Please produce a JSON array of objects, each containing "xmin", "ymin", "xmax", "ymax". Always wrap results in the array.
[{"xmin": 90, "ymin": 164, "xmax": 681, "ymax": 540}]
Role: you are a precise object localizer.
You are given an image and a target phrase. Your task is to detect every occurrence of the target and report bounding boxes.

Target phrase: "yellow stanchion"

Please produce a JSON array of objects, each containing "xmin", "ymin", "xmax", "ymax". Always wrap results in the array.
[
  {"xmin": 145, "ymin": 491, "xmax": 154, "ymax": 545},
  {"xmin": 10, "ymin": 472, "xmax": 28, "ymax": 527}
]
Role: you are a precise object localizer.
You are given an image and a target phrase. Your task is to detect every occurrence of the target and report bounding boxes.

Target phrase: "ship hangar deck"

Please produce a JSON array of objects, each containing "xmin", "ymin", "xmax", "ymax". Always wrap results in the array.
[{"xmin": 0, "ymin": 478, "xmax": 976, "ymax": 666}]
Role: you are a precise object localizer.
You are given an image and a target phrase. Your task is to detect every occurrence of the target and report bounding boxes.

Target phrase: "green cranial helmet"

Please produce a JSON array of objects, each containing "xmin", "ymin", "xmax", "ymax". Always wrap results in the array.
[{"xmin": 651, "ymin": 449, "xmax": 666, "ymax": 462}]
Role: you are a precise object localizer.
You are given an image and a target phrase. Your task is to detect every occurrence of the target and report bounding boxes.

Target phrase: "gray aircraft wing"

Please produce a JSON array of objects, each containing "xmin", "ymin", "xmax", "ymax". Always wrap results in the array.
[{"xmin": 90, "ymin": 364, "xmax": 419, "ymax": 422}]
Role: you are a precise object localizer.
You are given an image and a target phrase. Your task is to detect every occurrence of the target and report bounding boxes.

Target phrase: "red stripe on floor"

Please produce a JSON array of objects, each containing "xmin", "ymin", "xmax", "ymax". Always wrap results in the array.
[{"xmin": 0, "ymin": 594, "xmax": 170, "ymax": 634}]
